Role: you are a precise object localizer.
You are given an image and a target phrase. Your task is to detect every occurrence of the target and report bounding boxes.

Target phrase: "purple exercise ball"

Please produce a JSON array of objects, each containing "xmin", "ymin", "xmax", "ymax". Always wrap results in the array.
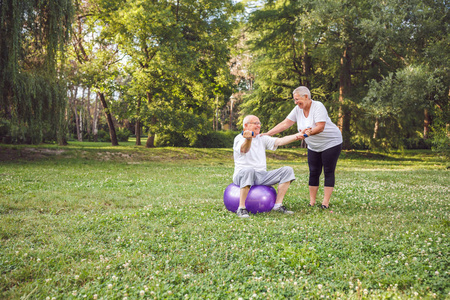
[{"xmin": 223, "ymin": 183, "xmax": 277, "ymax": 214}]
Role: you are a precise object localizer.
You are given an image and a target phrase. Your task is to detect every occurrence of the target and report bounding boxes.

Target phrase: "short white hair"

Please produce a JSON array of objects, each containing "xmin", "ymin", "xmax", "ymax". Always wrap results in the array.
[
  {"xmin": 243, "ymin": 115, "xmax": 257, "ymax": 129},
  {"xmin": 293, "ymin": 86, "xmax": 311, "ymax": 99}
]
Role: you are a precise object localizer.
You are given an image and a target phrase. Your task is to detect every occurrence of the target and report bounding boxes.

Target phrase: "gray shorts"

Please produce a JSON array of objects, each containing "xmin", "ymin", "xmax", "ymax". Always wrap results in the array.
[{"xmin": 233, "ymin": 166, "xmax": 295, "ymax": 188}]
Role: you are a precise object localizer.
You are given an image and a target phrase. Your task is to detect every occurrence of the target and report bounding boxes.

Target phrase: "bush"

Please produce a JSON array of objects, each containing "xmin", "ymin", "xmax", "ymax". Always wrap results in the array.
[
  {"xmin": 430, "ymin": 125, "xmax": 450, "ymax": 157},
  {"xmin": 93, "ymin": 128, "xmax": 131, "ymax": 143},
  {"xmin": 403, "ymin": 138, "xmax": 431, "ymax": 149},
  {"xmin": 193, "ymin": 131, "xmax": 239, "ymax": 148},
  {"xmin": 96, "ymin": 129, "xmax": 111, "ymax": 142},
  {"xmin": 72, "ymin": 128, "xmax": 130, "ymax": 143},
  {"xmin": 154, "ymin": 131, "xmax": 190, "ymax": 147},
  {"xmin": 350, "ymin": 135, "xmax": 370, "ymax": 150},
  {"xmin": 0, "ymin": 120, "xmax": 33, "ymax": 144},
  {"xmin": 0, "ymin": 119, "xmax": 11, "ymax": 144},
  {"xmin": 116, "ymin": 128, "xmax": 131, "ymax": 142},
  {"xmin": 155, "ymin": 130, "xmax": 240, "ymax": 148}
]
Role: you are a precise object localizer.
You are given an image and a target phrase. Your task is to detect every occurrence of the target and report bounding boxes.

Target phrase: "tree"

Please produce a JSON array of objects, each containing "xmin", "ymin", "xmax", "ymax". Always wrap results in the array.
[
  {"xmin": 68, "ymin": 0, "xmax": 120, "ymax": 146},
  {"xmin": 243, "ymin": 0, "xmax": 375, "ymax": 148},
  {"xmin": 241, "ymin": 0, "xmax": 316, "ymax": 133},
  {"xmin": 362, "ymin": 0, "xmax": 449, "ymax": 150},
  {"xmin": 0, "ymin": 0, "xmax": 73, "ymax": 144},
  {"xmin": 242, "ymin": 0, "xmax": 448, "ymax": 151},
  {"xmin": 291, "ymin": 0, "xmax": 375, "ymax": 149},
  {"xmin": 93, "ymin": 0, "xmax": 242, "ymax": 147}
]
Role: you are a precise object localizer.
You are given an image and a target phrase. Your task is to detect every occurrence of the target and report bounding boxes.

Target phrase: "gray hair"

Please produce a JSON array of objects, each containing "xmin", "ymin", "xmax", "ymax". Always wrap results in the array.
[
  {"xmin": 293, "ymin": 86, "xmax": 311, "ymax": 99},
  {"xmin": 242, "ymin": 115, "xmax": 256, "ymax": 129}
]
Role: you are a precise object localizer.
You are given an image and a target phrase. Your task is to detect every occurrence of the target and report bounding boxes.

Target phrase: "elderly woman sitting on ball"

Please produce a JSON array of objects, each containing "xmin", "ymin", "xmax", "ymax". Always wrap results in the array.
[
  {"xmin": 232, "ymin": 115, "xmax": 306, "ymax": 218},
  {"xmin": 263, "ymin": 86, "xmax": 343, "ymax": 209}
]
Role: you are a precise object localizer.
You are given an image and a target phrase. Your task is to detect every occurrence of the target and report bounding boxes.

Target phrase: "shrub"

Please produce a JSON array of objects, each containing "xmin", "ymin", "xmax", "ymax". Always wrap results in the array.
[
  {"xmin": 96, "ymin": 129, "xmax": 111, "ymax": 142},
  {"xmin": 0, "ymin": 119, "xmax": 11, "ymax": 144},
  {"xmin": 116, "ymin": 128, "xmax": 131, "ymax": 142},
  {"xmin": 430, "ymin": 125, "xmax": 450, "ymax": 157},
  {"xmin": 350, "ymin": 135, "xmax": 370, "ymax": 150},
  {"xmin": 403, "ymin": 138, "xmax": 431, "ymax": 149},
  {"xmin": 154, "ymin": 131, "xmax": 190, "ymax": 147},
  {"xmin": 193, "ymin": 131, "xmax": 239, "ymax": 148},
  {"xmin": 155, "ymin": 130, "xmax": 240, "ymax": 148},
  {"xmin": 1, "ymin": 120, "xmax": 33, "ymax": 144}
]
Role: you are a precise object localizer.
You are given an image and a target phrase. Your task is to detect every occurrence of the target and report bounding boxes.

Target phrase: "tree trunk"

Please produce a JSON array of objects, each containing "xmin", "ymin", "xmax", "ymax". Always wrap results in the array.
[
  {"xmin": 214, "ymin": 95, "xmax": 219, "ymax": 131},
  {"xmin": 79, "ymin": 109, "xmax": 83, "ymax": 141},
  {"xmin": 135, "ymin": 97, "xmax": 141, "ymax": 145},
  {"xmin": 73, "ymin": 105, "xmax": 82, "ymax": 141},
  {"xmin": 145, "ymin": 92, "xmax": 155, "ymax": 148},
  {"xmin": 145, "ymin": 131, "xmax": 155, "ymax": 148},
  {"xmin": 423, "ymin": 109, "xmax": 431, "ymax": 139},
  {"xmin": 92, "ymin": 93, "xmax": 99, "ymax": 142},
  {"xmin": 57, "ymin": 107, "xmax": 69, "ymax": 146},
  {"xmin": 229, "ymin": 97, "xmax": 234, "ymax": 131},
  {"xmin": 74, "ymin": 107, "xmax": 81, "ymax": 141},
  {"xmin": 373, "ymin": 117, "xmax": 379, "ymax": 139},
  {"xmin": 338, "ymin": 46, "xmax": 352, "ymax": 150},
  {"xmin": 98, "ymin": 92, "xmax": 119, "ymax": 146},
  {"xmin": 302, "ymin": 43, "xmax": 311, "ymax": 88},
  {"xmin": 86, "ymin": 88, "xmax": 91, "ymax": 136},
  {"xmin": 70, "ymin": 88, "xmax": 82, "ymax": 142},
  {"xmin": 78, "ymin": 88, "xmax": 84, "ymax": 141}
]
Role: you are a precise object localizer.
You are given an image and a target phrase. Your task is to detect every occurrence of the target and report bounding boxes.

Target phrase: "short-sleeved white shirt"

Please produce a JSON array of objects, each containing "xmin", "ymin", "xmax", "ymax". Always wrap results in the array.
[
  {"xmin": 233, "ymin": 134, "xmax": 278, "ymax": 180},
  {"xmin": 287, "ymin": 100, "xmax": 342, "ymax": 152}
]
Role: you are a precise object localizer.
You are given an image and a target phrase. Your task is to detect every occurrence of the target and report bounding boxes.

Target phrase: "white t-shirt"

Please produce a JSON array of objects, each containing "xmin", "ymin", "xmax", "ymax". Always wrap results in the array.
[
  {"xmin": 287, "ymin": 100, "xmax": 342, "ymax": 152},
  {"xmin": 233, "ymin": 134, "xmax": 278, "ymax": 180}
]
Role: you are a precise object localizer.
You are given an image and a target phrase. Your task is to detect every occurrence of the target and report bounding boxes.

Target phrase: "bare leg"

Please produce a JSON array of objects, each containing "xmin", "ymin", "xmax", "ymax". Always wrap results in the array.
[
  {"xmin": 275, "ymin": 181, "xmax": 291, "ymax": 204},
  {"xmin": 322, "ymin": 186, "xmax": 334, "ymax": 207},
  {"xmin": 239, "ymin": 186, "xmax": 250, "ymax": 208},
  {"xmin": 309, "ymin": 186, "xmax": 319, "ymax": 206}
]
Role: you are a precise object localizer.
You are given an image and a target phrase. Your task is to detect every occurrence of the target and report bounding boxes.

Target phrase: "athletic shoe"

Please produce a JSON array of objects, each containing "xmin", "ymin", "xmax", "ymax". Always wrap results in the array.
[
  {"xmin": 272, "ymin": 205, "xmax": 294, "ymax": 214},
  {"xmin": 236, "ymin": 208, "xmax": 250, "ymax": 218}
]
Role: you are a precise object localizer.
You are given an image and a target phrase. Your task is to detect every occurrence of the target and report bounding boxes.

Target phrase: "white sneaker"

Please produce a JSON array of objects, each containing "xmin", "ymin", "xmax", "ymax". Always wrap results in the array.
[
  {"xmin": 236, "ymin": 208, "xmax": 250, "ymax": 218},
  {"xmin": 272, "ymin": 205, "xmax": 294, "ymax": 214}
]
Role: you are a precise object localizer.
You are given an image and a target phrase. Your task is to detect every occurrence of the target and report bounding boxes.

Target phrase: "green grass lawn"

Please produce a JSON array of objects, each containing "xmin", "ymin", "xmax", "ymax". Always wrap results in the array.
[{"xmin": 0, "ymin": 142, "xmax": 449, "ymax": 299}]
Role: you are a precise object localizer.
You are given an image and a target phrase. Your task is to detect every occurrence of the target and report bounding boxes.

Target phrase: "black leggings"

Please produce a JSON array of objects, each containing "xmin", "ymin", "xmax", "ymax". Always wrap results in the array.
[{"xmin": 307, "ymin": 143, "xmax": 342, "ymax": 187}]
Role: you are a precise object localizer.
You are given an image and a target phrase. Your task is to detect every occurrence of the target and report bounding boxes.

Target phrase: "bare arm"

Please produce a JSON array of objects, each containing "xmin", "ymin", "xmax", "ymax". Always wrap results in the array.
[
  {"xmin": 304, "ymin": 122, "xmax": 325, "ymax": 136},
  {"xmin": 240, "ymin": 130, "xmax": 253, "ymax": 153},
  {"xmin": 264, "ymin": 118, "xmax": 295, "ymax": 136},
  {"xmin": 274, "ymin": 132, "xmax": 305, "ymax": 147},
  {"xmin": 274, "ymin": 121, "xmax": 325, "ymax": 147}
]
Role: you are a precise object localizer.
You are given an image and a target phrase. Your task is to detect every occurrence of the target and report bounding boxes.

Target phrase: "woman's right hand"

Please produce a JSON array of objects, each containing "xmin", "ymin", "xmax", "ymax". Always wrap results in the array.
[{"xmin": 300, "ymin": 127, "xmax": 312, "ymax": 136}]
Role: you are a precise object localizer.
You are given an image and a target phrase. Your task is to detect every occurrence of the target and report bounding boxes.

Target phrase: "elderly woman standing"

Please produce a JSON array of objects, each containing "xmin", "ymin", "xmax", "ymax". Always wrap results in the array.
[{"xmin": 263, "ymin": 86, "xmax": 342, "ymax": 209}]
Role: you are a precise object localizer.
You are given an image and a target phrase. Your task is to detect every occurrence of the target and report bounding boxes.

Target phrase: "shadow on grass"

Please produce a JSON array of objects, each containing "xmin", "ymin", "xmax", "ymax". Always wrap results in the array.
[
  {"xmin": 0, "ymin": 142, "xmax": 442, "ymax": 164},
  {"xmin": 340, "ymin": 150, "xmax": 423, "ymax": 162}
]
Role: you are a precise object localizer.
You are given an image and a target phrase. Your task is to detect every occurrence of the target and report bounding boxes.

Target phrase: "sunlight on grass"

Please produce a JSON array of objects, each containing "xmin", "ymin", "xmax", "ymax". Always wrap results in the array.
[{"xmin": 0, "ymin": 144, "xmax": 448, "ymax": 299}]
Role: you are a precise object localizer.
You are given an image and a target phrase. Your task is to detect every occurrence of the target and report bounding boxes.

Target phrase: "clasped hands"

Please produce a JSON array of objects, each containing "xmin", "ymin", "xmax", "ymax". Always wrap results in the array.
[
  {"xmin": 251, "ymin": 127, "xmax": 311, "ymax": 140},
  {"xmin": 295, "ymin": 127, "xmax": 311, "ymax": 140},
  {"xmin": 301, "ymin": 127, "xmax": 312, "ymax": 137}
]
